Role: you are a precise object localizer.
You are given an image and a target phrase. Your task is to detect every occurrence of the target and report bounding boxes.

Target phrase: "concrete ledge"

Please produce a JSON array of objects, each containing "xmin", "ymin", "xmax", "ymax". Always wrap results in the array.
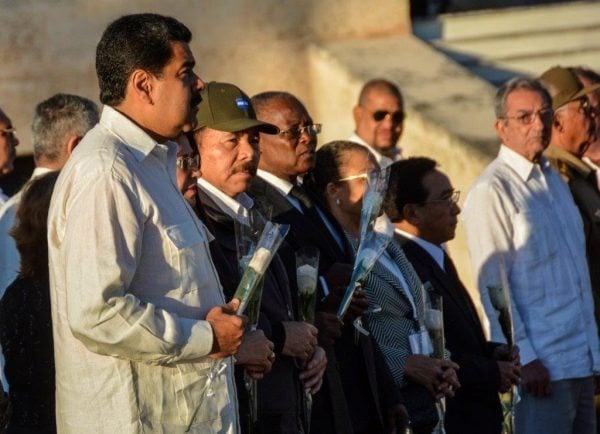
[{"xmin": 434, "ymin": 0, "xmax": 600, "ymax": 41}]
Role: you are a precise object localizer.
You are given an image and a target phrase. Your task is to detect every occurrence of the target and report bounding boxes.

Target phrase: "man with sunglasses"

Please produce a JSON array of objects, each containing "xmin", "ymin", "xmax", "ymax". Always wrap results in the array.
[
  {"xmin": 463, "ymin": 76, "xmax": 600, "ymax": 434},
  {"xmin": 539, "ymin": 66, "xmax": 600, "ymax": 329},
  {"xmin": 350, "ymin": 79, "xmax": 405, "ymax": 167}
]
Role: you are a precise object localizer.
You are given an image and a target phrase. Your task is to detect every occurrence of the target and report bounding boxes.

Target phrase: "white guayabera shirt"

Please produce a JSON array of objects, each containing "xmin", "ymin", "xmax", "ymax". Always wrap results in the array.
[
  {"xmin": 47, "ymin": 106, "xmax": 238, "ymax": 434},
  {"xmin": 462, "ymin": 144, "xmax": 600, "ymax": 381}
]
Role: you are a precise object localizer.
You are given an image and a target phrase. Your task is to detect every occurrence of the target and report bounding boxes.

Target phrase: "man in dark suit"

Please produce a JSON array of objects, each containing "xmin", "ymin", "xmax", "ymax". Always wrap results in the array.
[
  {"xmin": 384, "ymin": 157, "xmax": 521, "ymax": 434},
  {"xmin": 250, "ymin": 91, "xmax": 407, "ymax": 434},
  {"xmin": 193, "ymin": 81, "xmax": 327, "ymax": 434}
]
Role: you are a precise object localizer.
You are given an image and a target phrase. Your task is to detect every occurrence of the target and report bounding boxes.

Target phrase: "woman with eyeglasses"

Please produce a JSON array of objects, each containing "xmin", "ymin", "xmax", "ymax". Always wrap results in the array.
[{"xmin": 304, "ymin": 141, "xmax": 460, "ymax": 434}]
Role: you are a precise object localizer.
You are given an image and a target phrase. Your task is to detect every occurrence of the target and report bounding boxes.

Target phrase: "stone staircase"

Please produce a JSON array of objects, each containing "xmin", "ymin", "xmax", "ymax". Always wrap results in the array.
[{"xmin": 413, "ymin": 0, "xmax": 600, "ymax": 86}]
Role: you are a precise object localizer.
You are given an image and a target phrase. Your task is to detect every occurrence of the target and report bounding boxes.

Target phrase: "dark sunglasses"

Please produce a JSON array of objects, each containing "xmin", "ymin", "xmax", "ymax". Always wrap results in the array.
[{"xmin": 372, "ymin": 110, "xmax": 405, "ymax": 123}]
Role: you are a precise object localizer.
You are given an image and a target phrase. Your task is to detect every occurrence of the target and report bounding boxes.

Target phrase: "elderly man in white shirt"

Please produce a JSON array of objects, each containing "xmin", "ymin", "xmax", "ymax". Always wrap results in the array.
[
  {"xmin": 463, "ymin": 77, "xmax": 600, "ymax": 434},
  {"xmin": 47, "ymin": 14, "xmax": 244, "ymax": 434},
  {"xmin": 349, "ymin": 79, "xmax": 405, "ymax": 167}
]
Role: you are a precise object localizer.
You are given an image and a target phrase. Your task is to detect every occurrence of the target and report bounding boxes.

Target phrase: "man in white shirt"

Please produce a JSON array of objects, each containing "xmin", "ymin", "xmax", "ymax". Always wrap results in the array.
[
  {"xmin": 349, "ymin": 79, "xmax": 405, "ymax": 167},
  {"xmin": 0, "ymin": 108, "xmax": 19, "ymax": 206},
  {"xmin": 463, "ymin": 77, "xmax": 600, "ymax": 434},
  {"xmin": 0, "ymin": 93, "xmax": 98, "ymax": 398},
  {"xmin": 47, "ymin": 14, "xmax": 244, "ymax": 433}
]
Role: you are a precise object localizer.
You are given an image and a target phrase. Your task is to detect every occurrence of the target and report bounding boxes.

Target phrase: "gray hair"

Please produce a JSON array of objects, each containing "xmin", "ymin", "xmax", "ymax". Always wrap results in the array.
[
  {"xmin": 494, "ymin": 77, "xmax": 551, "ymax": 119},
  {"xmin": 31, "ymin": 93, "xmax": 99, "ymax": 162}
]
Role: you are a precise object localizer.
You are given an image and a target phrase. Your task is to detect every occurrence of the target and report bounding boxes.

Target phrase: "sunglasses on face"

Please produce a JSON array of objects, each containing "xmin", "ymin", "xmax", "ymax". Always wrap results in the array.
[{"xmin": 371, "ymin": 110, "xmax": 405, "ymax": 123}]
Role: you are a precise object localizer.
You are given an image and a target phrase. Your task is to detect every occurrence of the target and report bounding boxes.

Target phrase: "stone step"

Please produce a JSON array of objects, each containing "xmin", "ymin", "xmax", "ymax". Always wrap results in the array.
[
  {"xmin": 421, "ymin": 0, "xmax": 600, "ymax": 42},
  {"xmin": 413, "ymin": 0, "xmax": 600, "ymax": 85},
  {"xmin": 432, "ymin": 26, "xmax": 600, "ymax": 63}
]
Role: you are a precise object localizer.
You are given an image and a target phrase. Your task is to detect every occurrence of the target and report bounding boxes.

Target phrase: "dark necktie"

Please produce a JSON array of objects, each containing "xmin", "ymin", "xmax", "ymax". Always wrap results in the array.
[{"xmin": 289, "ymin": 185, "xmax": 314, "ymax": 211}]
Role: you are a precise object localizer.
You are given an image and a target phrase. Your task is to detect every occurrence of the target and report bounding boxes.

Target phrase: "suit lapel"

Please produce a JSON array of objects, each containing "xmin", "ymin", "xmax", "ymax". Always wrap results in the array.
[{"xmin": 396, "ymin": 235, "xmax": 486, "ymax": 345}]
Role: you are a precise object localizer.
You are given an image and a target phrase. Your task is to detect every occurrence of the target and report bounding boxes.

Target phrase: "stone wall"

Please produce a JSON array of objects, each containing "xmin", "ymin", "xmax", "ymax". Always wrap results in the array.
[{"xmin": 0, "ymin": 0, "xmax": 410, "ymax": 152}]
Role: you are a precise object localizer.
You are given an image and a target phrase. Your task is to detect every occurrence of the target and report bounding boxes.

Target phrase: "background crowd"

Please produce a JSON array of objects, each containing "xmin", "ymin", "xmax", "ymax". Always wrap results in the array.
[{"xmin": 0, "ymin": 11, "xmax": 599, "ymax": 434}]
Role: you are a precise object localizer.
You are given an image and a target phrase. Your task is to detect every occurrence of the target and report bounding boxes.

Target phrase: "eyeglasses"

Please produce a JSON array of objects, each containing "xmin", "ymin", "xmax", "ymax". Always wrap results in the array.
[
  {"xmin": 176, "ymin": 155, "xmax": 200, "ymax": 171},
  {"xmin": 337, "ymin": 173, "xmax": 369, "ymax": 183},
  {"xmin": 419, "ymin": 190, "xmax": 460, "ymax": 206},
  {"xmin": 372, "ymin": 110, "xmax": 405, "ymax": 123},
  {"xmin": 0, "ymin": 127, "xmax": 16, "ymax": 138},
  {"xmin": 501, "ymin": 108, "xmax": 553, "ymax": 125},
  {"xmin": 279, "ymin": 123, "xmax": 322, "ymax": 140}
]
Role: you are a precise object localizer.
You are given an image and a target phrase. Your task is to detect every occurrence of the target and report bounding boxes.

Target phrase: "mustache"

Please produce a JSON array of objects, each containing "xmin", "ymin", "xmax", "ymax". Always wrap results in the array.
[
  {"xmin": 191, "ymin": 92, "xmax": 202, "ymax": 108},
  {"xmin": 231, "ymin": 162, "xmax": 257, "ymax": 176}
]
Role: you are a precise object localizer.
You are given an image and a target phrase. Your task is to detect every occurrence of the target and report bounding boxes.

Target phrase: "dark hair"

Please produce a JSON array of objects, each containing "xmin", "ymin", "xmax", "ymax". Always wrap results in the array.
[
  {"xmin": 494, "ymin": 77, "xmax": 551, "ymax": 119},
  {"xmin": 10, "ymin": 171, "xmax": 60, "ymax": 280},
  {"xmin": 32, "ymin": 93, "xmax": 99, "ymax": 162},
  {"xmin": 358, "ymin": 78, "xmax": 403, "ymax": 107},
  {"xmin": 304, "ymin": 140, "xmax": 369, "ymax": 203},
  {"xmin": 96, "ymin": 13, "xmax": 192, "ymax": 106},
  {"xmin": 383, "ymin": 157, "xmax": 437, "ymax": 222}
]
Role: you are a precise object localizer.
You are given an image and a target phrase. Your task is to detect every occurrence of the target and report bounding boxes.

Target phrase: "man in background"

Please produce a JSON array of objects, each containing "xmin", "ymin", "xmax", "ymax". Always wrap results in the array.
[
  {"xmin": 350, "ymin": 78, "xmax": 405, "ymax": 167},
  {"xmin": 463, "ymin": 77, "xmax": 600, "ymax": 434},
  {"xmin": 0, "ymin": 93, "xmax": 98, "ymax": 409}
]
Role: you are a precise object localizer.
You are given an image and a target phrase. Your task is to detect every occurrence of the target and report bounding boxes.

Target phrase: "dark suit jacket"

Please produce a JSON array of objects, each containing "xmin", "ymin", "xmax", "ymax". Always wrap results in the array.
[
  {"xmin": 197, "ymin": 187, "xmax": 303, "ymax": 434},
  {"xmin": 249, "ymin": 176, "xmax": 400, "ymax": 434},
  {"xmin": 396, "ymin": 234, "xmax": 503, "ymax": 434}
]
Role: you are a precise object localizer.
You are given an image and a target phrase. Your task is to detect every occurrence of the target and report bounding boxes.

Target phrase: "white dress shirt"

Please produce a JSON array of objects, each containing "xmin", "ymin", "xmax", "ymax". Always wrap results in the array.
[
  {"xmin": 348, "ymin": 132, "xmax": 402, "ymax": 168},
  {"xmin": 256, "ymin": 169, "xmax": 303, "ymax": 212},
  {"xmin": 47, "ymin": 106, "xmax": 238, "ymax": 433},
  {"xmin": 395, "ymin": 228, "xmax": 445, "ymax": 272},
  {"xmin": 197, "ymin": 177, "xmax": 253, "ymax": 223},
  {"xmin": 0, "ymin": 166, "xmax": 52, "ymax": 392},
  {"xmin": 462, "ymin": 145, "xmax": 600, "ymax": 381},
  {"xmin": 0, "ymin": 188, "xmax": 7, "ymax": 207}
]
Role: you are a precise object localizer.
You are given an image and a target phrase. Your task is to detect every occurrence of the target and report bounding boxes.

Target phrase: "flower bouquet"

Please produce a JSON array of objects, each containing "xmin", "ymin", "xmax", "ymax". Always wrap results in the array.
[
  {"xmin": 425, "ymin": 288, "xmax": 446, "ymax": 434},
  {"xmin": 487, "ymin": 259, "xmax": 520, "ymax": 434},
  {"xmin": 295, "ymin": 246, "xmax": 320, "ymax": 433},
  {"xmin": 336, "ymin": 166, "xmax": 391, "ymax": 321},
  {"xmin": 233, "ymin": 210, "xmax": 288, "ymax": 431},
  {"xmin": 233, "ymin": 220, "xmax": 289, "ymax": 315}
]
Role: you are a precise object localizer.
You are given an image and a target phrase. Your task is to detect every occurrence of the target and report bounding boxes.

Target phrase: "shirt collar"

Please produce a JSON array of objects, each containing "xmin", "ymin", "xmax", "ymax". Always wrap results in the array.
[
  {"xmin": 348, "ymin": 132, "xmax": 401, "ymax": 167},
  {"xmin": 395, "ymin": 228, "xmax": 446, "ymax": 271},
  {"xmin": 257, "ymin": 169, "xmax": 295, "ymax": 196},
  {"xmin": 498, "ymin": 144, "xmax": 551, "ymax": 182},
  {"xmin": 545, "ymin": 144, "xmax": 594, "ymax": 177},
  {"xmin": 99, "ymin": 105, "xmax": 177, "ymax": 164},
  {"xmin": 31, "ymin": 167, "xmax": 54, "ymax": 179},
  {"xmin": 196, "ymin": 177, "xmax": 254, "ymax": 222}
]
